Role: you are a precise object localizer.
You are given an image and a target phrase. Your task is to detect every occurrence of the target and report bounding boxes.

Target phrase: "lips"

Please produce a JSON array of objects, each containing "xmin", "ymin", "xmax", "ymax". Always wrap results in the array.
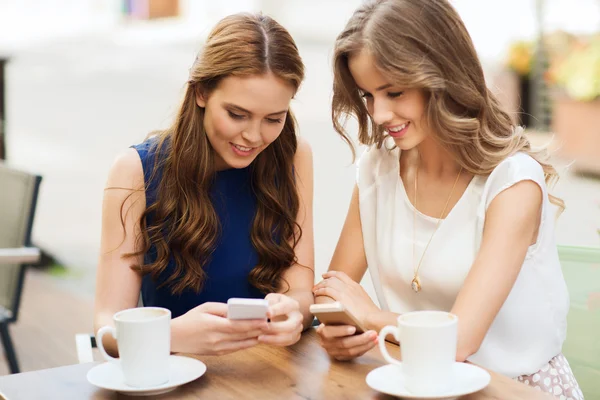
[
  {"xmin": 386, "ymin": 122, "xmax": 410, "ymax": 138},
  {"xmin": 232, "ymin": 143, "xmax": 252, "ymax": 152},
  {"xmin": 230, "ymin": 142, "xmax": 257, "ymax": 156}
]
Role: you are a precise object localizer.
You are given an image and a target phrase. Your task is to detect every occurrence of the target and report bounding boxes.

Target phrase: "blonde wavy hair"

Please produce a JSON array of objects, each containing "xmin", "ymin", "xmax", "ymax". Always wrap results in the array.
[{"xmin": 332, "ymin": 0, "xmax": 564, "ymax": 211}]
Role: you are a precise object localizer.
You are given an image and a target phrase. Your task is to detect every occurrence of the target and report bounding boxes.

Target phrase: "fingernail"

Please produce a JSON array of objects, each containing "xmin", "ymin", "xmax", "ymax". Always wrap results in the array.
[{"xmin": 347, "ymin": 327, "xmax": 356, "ymax": 335}]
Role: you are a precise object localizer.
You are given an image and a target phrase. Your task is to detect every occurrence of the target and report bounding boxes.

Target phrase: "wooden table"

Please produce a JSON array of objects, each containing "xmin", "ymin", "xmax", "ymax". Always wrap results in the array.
[{"xmin": 0, "ymin": 329, "xmax": 552, "ymax": 399}]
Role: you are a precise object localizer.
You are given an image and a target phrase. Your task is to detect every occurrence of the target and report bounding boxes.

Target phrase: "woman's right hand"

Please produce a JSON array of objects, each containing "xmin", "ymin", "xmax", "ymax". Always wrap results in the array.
[
  {"xmin": 316, "ymin": 323, "xmax": 378, "ymax": 361},
  {"xmin": 171, "ymin": 302, "xmax": 269, "ymax": 356}
]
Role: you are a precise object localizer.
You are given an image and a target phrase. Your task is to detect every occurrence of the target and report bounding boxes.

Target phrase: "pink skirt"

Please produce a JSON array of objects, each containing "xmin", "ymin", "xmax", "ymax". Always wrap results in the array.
[{"xmin": 515, "ymin": 353, "xmax": 584, "ymax": 399}]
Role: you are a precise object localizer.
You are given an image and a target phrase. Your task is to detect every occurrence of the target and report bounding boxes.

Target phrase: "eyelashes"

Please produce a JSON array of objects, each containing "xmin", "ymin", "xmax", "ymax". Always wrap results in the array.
[
  {"xmin": 359, "ymin": 91, "xmax": 404, "ymax": 99},
  {"xmin": 227, "ymin": 111, "xmax": 283, "ymax": 124},
  {"xmin": 228, "ymin": 111, "xmax": 245, "ymax": 120}
]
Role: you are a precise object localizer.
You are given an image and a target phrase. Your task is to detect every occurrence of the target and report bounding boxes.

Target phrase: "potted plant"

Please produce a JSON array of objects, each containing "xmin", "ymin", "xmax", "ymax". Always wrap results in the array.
[
  {"xmin": 506, "ymin": 40, "xmax": 534, "ymax": 127},
  {"xmin": 546, "ymin": 34, "xmax": 600, "ymax": 175},
  {"xmin": 504, "ymin": 32, "xmax": 575, "ymax": 128}
]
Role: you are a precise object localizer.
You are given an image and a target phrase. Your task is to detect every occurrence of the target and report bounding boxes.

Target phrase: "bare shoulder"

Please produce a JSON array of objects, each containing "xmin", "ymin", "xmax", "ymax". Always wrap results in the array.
[
  {"xmin": 485, "ymin": 179, "xmax": 543, "ymax": 238},
  {"xmin": 489, "ymin": 179, "xmax": 543, "ymax": 213},
  {"xmin": 106, "ymin": 148, "xmax": 145, "ymax": 191},
  {"xmin": 294, "ymin": 136, "xmax": 313, "ymax": 164},
  {"xmin": 293, "ymin": 137, "xmax": 313, "ymax": 200}
]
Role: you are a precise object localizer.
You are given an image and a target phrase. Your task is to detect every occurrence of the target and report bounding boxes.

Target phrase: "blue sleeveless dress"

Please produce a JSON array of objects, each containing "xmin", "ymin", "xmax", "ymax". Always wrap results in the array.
[{"xmin": 132, "ymin": 138, "xmax": 264, "ymax": 318}]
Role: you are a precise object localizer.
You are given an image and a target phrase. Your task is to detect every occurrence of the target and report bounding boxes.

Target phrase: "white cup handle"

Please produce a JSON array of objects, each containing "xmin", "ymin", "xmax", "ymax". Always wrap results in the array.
[
  {"xmin": 378, "ymin": 325, "xmax": 402, "ymax": 366},
  {"xmin": 96, "ymin": 326, "xmax": 119, "ymax": 364}
]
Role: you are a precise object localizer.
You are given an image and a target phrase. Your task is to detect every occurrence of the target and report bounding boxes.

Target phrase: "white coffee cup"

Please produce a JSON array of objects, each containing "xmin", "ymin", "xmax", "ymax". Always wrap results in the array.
[
  {"xmin": 96, "ymin": 307, "xmax": 171, "ymax": 388},
  {"xmin": 378, "ymin": 311, "xmax": 458, "ymax": 396}
]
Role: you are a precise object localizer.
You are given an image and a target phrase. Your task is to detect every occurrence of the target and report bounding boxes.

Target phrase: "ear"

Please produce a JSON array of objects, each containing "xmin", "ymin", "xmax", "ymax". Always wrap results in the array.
[{"xmin": 195, "ymin": 86, "xmax": 207, "ymax": 108}]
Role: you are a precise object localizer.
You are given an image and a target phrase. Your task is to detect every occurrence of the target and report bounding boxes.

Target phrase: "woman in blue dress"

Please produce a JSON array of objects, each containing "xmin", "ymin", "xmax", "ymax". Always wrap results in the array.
[{"xmin": 94, "ymin": 13, "xmax": 314, "ymax": 356}]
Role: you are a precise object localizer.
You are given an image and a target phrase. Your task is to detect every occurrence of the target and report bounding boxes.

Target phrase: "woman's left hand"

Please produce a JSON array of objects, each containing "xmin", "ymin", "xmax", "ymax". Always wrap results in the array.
[
  {"xmin": 258, "ymin": 293, "xmax": 304, "ymax": 347},
  {"xmin": 312, "ymin": 271, "xmax": 380, "ymax": 328}
]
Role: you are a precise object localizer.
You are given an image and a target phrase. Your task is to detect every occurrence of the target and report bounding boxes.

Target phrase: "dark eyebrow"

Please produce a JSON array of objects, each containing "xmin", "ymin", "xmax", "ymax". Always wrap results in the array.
[
  {"xmin": 224, "ymin": 103, "xmax": 288, "ymax": 116},
  {"xmin": 356, "ymin": 83, "xmax": 393, "ymax": 93}
]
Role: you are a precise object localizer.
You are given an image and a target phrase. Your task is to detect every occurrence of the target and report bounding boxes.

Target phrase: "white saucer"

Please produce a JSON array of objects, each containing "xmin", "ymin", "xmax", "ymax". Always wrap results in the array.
[
  {"xmin": 366, "ymin": 362, "xmax": 491, "ymax": 399},
  {"xmin": 87, "ymin": 355, "xmax": 207, "ymax": 396}
]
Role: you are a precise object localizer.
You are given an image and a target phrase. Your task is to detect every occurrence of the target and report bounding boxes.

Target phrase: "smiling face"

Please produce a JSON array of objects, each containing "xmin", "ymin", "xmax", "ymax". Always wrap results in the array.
[
  {"xmin": 196, "ymin": 72, "xmax": 296, "ymax": 170},
  {"xmin": 348, "ymin": 49, "xmax": 430, "ymax": 151}
]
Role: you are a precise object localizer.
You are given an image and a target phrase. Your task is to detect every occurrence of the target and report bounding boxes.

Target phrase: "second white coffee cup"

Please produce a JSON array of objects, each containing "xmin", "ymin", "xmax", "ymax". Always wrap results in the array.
[{"xmin": 378, "ymin": 310, "xmax": 458, "ymax": 396}]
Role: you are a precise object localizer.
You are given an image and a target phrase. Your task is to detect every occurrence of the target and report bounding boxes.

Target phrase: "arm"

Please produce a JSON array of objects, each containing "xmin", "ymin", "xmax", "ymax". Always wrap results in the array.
[
  {"xmin": 451, "ymin": 180, "xmax": 543, "ymax": 361},
  {"xmin": 313, "ymin": 185, "xmax": 391, "ymax": 360},
  {"xmin": 259, "ymin": 138, "xmax": 315, "ymax": 345},
  {"xmin": 322, "ymin": 184, "xmax": 368, "ymax": 283},
  {"xmin": 281, "ymin": 137, "xmax": 315, "ymax": 329},
  {"xmin": 94, "ymin": 148, "xmax": 146, "ymax": 357},
  {"xmin": 314, "ymin": 185, "xmax": 368, "ymax": 303},
  {"xmin": 314, "ymin": 185, "xmax": 398, "ymax": 327}
]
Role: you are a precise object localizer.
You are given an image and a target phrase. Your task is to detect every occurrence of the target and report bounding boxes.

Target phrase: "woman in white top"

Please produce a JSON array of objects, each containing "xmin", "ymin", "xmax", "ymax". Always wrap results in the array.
[{"xmin": 313, "ymin": 0, "xmax": 582, "ymax": 397}]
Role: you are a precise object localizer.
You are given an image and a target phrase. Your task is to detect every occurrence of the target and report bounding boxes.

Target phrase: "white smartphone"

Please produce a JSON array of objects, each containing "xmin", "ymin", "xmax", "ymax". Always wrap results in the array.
[
  {"xmin": 227, "ymin": 298, "xmax": 269, "ymax": 320},
  {"xmin": 310, "ymin": 302, "xmax": 366, "ymax": 334}
]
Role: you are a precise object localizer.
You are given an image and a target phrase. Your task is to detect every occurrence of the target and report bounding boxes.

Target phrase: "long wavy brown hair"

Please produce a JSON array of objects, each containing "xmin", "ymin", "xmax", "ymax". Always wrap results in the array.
[
  {"xmin": 125, "ymin": 13, "xmax": 305, "ymax": 295},
  {"xmin": 332, "ymin": 0, "xmax": 564, "ymax": 211}
]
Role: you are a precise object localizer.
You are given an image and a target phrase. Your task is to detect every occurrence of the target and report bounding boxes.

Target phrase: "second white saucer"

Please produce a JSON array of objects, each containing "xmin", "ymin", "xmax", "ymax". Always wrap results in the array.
[{"xmin": 366, "ymin": 362, "xmax": 491, "ymax": 399}]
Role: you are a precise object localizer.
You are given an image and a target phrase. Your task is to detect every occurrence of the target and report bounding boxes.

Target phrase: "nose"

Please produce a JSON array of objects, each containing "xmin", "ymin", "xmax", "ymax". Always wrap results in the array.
[
  {"xmin": 241, "ymin": 121, "xmax": 262, "ymax": 145},
  {"xmin": 371, "ymin": 97, "xmax": 394, "ymax": 126}
]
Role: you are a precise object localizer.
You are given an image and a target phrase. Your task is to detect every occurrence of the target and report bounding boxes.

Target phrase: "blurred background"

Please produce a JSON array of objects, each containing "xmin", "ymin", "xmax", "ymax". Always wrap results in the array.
[{"xmin": 0, "ymin": 0, "xmax": 599, "ymax": 393}]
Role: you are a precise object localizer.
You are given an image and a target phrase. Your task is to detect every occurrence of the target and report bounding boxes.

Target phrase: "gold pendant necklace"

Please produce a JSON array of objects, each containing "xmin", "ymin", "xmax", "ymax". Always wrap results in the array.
[
  {"xmin": 411, "ymin": 276, "xmax": 422, "ymax": 293},
  {"xmin": 411, "ymin": 158, "xmax": 463, "ymax": 293}
]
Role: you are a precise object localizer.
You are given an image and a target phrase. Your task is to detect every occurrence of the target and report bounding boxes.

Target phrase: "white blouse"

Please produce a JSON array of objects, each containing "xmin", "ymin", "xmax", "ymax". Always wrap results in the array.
[{"xmin": 357, "ymin": 143, "xmax": 569, "ymax": 378}]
